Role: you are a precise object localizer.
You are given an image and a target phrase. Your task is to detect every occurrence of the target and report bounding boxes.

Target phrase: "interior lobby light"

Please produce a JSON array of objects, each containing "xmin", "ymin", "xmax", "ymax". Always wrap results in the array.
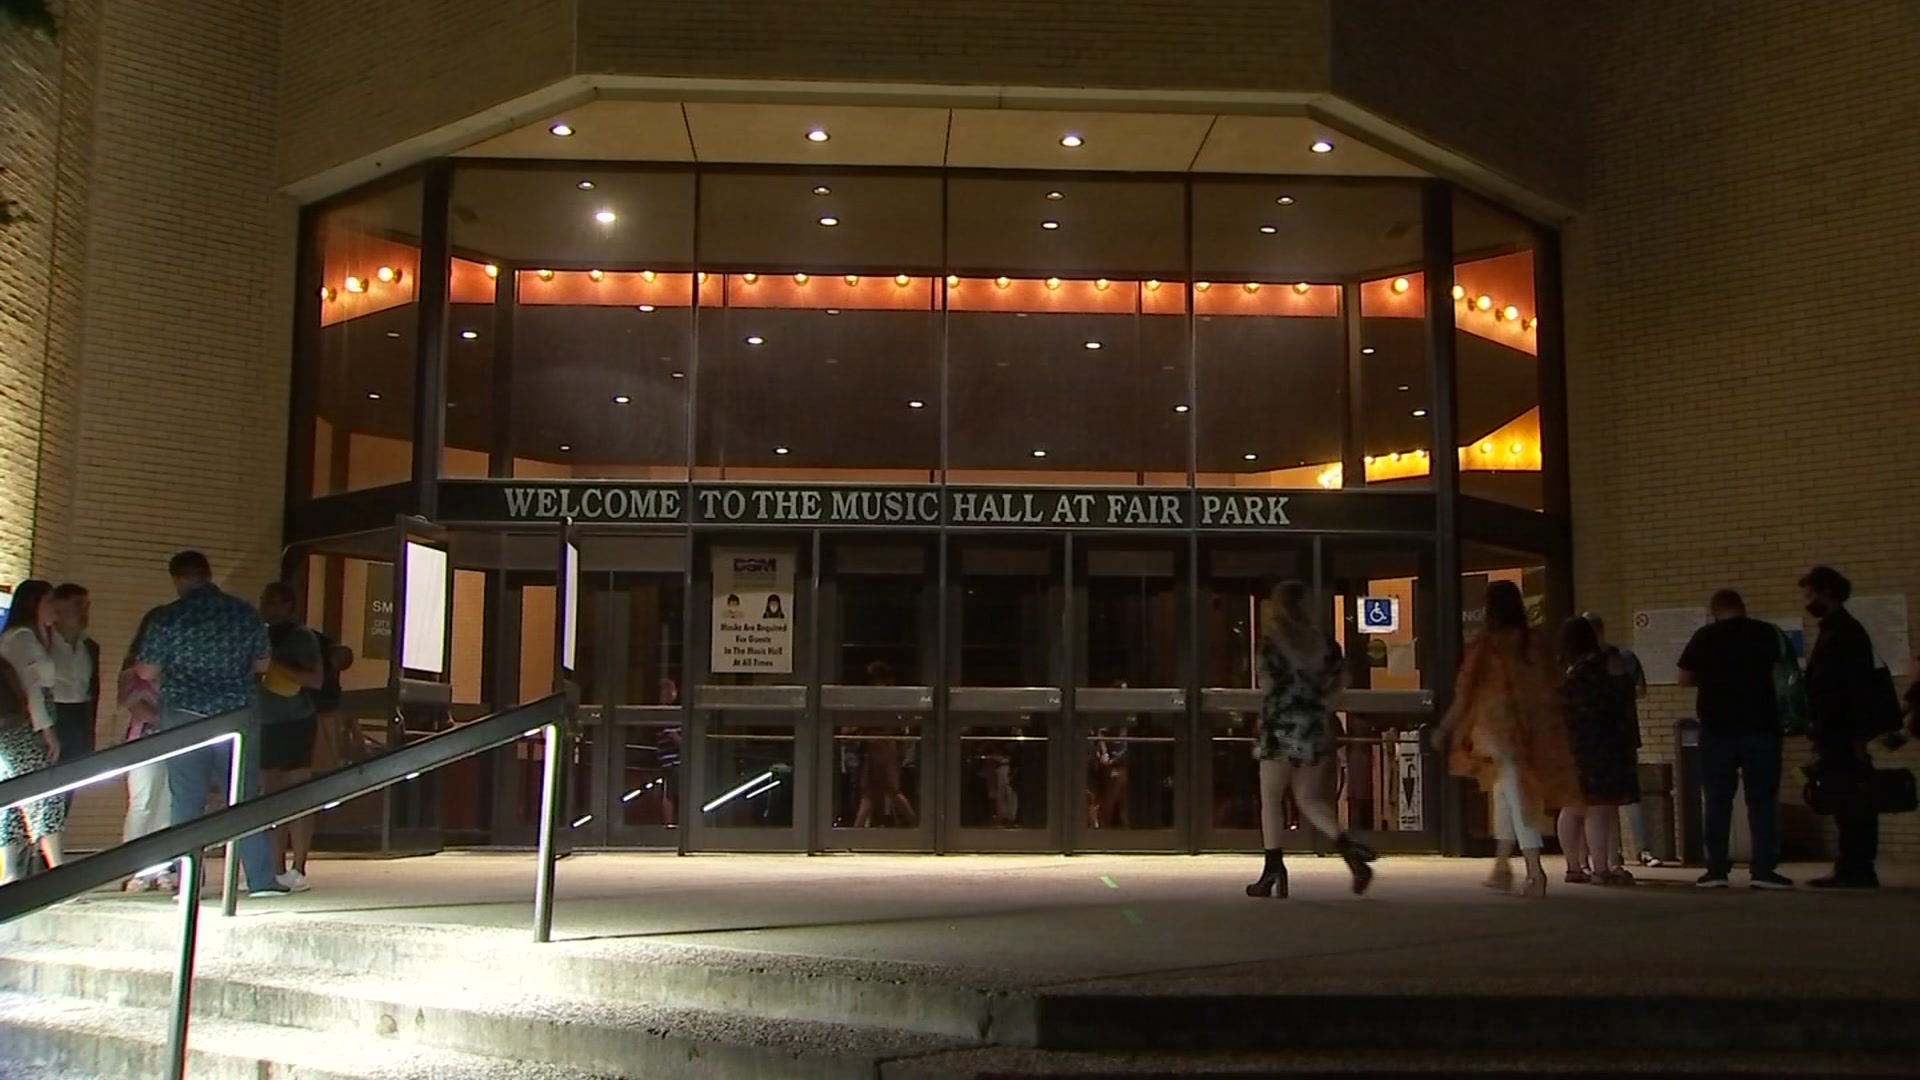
[
  {"xmin": 1481, "ymin": 441, "xmax": 1494, "ymax": 453},
  {"xmin": 1476, "ymin": 294, "xmax": 1493, "ymax": 311},
  {"xmin": 1259, "ymin": 226, "xmax": 1277, "ymax": 235},
  {"xmin": 639, "ymin": 269, "xmax": 655, "ymax": 282},
  {"xmin": 549, "ymin": 123, "xmax": 574, "ymax": 137},
  {"xmin": 895, "ymin": 274, "xmax": 911, "ymax": 286},
  {"xmin": 793, "ymin": 272, "xmax": 809, "ymax": 284},
  {"xmin": 589, "ymin": 269, "xmax": 604, "ymax": 281},
  {"xmin": 537, "ymin": 269, "xmax": 554, "ymax": 281},
  {"xmin": 1032, "ymin": 449, "xmax": 1048, "ymax": 457},
  {"xmin": 1511, "ymin": 442, "xmax": 1524, "ymax": 454},
  {"xmin": 1174, "ymin": 404, "xmax": 1189, "ymax": 413},
  {"xmin": 318, "ymin": 286, "xmax": 336, "ymax": 301},
  {"xmin": 484, "ymin": 264, "xmax": 499, "ymax": 279},
  {"xmin": 745, "ymin": 335, "xmax": 765, "ymax": 345},
  {"xmin": 844, "ymin": 274, "xmax": 859, "ymax": 285},
  {"xmin": 344, "ymin": 276, "xmax": 366, "ymax": 293},
  {"xmin": 559, "ymin": 444, "xmax": 571, "ymax": 451},
  {"xmin": 1362, "ymin": 347, "xmax": 1376, "ymax": 355},
  {"xmin": 908, "ymin": 399, "xmax": 925, "ymax": 409},
  {"xmin": 1450, "ymin": 284, "xmax": 1465, "ymax": 300},
  {"xmin": 1397, "ymin": 384, "xmax": 1410, "ymax": 391},
  {"xmin": 613, "ymin": 395, "xmax": 631, "ymax": 404},
  {"xmin": 577, "ymin": 180, "xmax": 595, "ymax": 190},
  {"xmin": 1244, "ymin": 282, "xmax": 1260, "ymax": 293},
  {"xmin": 697, "ymin": 272, "xmax": 708, "ymax": 283},
  {"xmin": 1391, "ymin": 277, "xmax": 1409, "ymax": 294},
  {"xmin": 671, "ymin": 371, "xmax": 684, "ymax": 379},
  {"xmin": 1047, "ymin": 277, "xmax": 1062, "ymax": 290},
  {"xmin": 946, "ymin": 275, "xmax": 959, "ymax": 287},
  {"xmin": 812, "ymin": 185, "xmax": 831, "ymax": 196},
  {"xmin": 1145, "ymin": 279, "xmax": 1160, "ymax": 291},
  {"xmin": 1041, "ymin": 220, "xmax": 1059, "ymax": 230},
  {"xmin": 460, "ymin": 330, "xmax": 478, "ymax": 340},
  {"xmin": 743, "ymin": 272, "xmax": 759, "ymax": 283},
  {"xmin": 1243, "ymin": 453, "xmax": 1258, "ymax": 461},
  {"xmin": 995, "ymin": 276, "xmax": 1011, "ymax": 289},
  {"xmin": 1195, "ymin": 281, "xmax": 1211, "ymax": 292},
  {"xmin": 1502, "ymin": 305, "xmax": 1520, "ymax": 321},
  {"xmin": 825, "ymin": 308, "xmax": 840, "ymax": 315},
  {"xmin": 1310, "ymin": 139, "xmax": 1334, "ymax": 153},
  {"xmin": 1413, "ymin": 408, "xmax": 1429, "ymax": 417},
  {"xmin": 1293, "ymin": 282, "xmax": 1311, "ymax": 294},
  {"xmin": 1084, "ymin": 341, "xmax": 1102, "ymax": 350},
  {"xmin": 775, "ymin": 446, "xmax": 791, "ymax": 455},
  {"xmin": 806, "ymin": 128, "xmax": 830, "ymax": 142},
  {"xmin": 1046, "ymin": 190, "xmax": 1064, "ymax": 200},
  {"xmin": 1059, "ymin": 134, "xmax": 1083, "ymax": 147},
  {"xmin": 1096, "ymin": 278, "xmax": 1110, "ymax": 290},
  {"xmin": 375, "ymin": 266, "xmax": 400, "ymax": 283},
  {"xmin": 366, "ymin": 392, "xmax": 380, "ymax": 400},
  {"xmin": 637, "ymin": 304, "xmax": 655, "ymax": 312},
  {"xmin": 1277, "ymin": 195, "xmax": 1296, "ymax": 205},
  {"xmin": 818, "ymin": 216, "xmax": 839, "ymax": 227},
  {"xmin": 595, "ymin": 210, "xmax": 617, "ymax": 224}
]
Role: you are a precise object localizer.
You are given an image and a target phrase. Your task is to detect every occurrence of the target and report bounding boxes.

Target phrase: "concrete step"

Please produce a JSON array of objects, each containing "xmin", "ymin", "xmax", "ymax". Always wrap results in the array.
[
  {"xmin": 881, "ymin": 1046, "xmax": 1920, "ymax": 1077},
  {"xmin": 0, "ymin": 941, "xmax": 971, "ymax": 1080},
  {"xmin": 0, "ymin": 992, "xmax": 613, "ymax": 1080},
  {"xmin": 1, "ymin": 903, "xmax": 1010, "ymax": 1042}
]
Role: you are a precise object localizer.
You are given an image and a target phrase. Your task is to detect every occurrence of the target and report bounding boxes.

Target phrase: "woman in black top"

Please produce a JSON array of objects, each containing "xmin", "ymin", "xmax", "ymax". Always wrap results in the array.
[{"xmin": 1555, "ymin": 616, "xmax": 1640, "ymax": 885}]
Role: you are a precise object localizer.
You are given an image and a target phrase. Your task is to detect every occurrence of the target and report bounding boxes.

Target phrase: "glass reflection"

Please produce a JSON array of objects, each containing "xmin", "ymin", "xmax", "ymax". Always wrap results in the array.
[
  {"xmin": 959, "ymin": 718, "xmax": 1047, "ymax": 829},
  {"xmin": 702, "ymin": 720, "xmax": 795, "ymax": 828},
  {"xmin": 1084, "ymin": 714, "xmax": 1177, "ymax": 831}
]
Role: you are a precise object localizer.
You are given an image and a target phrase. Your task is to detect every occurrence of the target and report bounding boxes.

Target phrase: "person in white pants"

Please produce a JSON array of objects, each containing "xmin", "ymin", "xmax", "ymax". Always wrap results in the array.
[{"xmin": 118, "ymin": 607, "xmax": 173, "ymax": 891}]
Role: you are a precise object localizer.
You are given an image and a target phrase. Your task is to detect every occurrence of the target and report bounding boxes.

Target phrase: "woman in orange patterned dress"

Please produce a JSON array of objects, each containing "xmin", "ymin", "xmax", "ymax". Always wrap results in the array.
[{"xmin": 1431, "ymin": 580, "xmax": 1580, "ymax": 897}]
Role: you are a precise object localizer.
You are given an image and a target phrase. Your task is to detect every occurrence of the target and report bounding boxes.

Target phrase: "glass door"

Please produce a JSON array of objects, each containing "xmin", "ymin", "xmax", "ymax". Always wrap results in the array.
[
  {"xmin": 1070, "ymin": 543, "xmax": 1187, "ymax": 852},
  {"xmin": 687, "ymin": 537, "xmax": 813, "ymax": 851},
  {"xmin": 945, "ymin": 538, "xmax": 1066, "ymax": 852},
  {"xmin": 816, "ymin": 539, "xmax": 937, "ymax": 851}
]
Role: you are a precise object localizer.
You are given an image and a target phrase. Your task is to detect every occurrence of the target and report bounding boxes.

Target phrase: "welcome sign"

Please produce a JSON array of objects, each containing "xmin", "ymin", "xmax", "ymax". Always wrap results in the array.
[{"xmin": 438, "ymin": 480, "xmax": 1431, "ymax": 533}]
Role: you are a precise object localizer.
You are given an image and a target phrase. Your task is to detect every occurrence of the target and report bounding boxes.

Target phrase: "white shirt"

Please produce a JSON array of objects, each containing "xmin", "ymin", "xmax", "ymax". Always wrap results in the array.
[
  {"xmin": 0, "ymin": 626, "xmax": 56, "ymax": 732},
  {"xmin": 48, "ymin": 631, "xmax": 93, "ymax": 704}
]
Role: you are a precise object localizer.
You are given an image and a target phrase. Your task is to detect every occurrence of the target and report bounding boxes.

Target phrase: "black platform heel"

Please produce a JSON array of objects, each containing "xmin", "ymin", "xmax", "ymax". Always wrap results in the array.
[
  {"xmin": 1246, "ymin": 848, "xmax": 1289, "ymax": 898},
  {"xmin": 1337, "ymin": 835, "xmax": 1377, "ymax": 896}
]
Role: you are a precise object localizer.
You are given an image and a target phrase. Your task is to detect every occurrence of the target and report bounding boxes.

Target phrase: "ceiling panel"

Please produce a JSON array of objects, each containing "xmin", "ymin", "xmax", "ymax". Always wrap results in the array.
[
  {"xmin": 1192, "ymin": 115, "xmax": 1423, "ymax": 177},
  {"xmin": 457, "ymin": 100, "xmax": 694, "ymax": 161},
  {"xmin": 945, "ymin": 109, "xmax": 1213, "ymax": 172},
  {"xmin": 683, "ymin": 103, "xmax": 949, "ymax": 166}
]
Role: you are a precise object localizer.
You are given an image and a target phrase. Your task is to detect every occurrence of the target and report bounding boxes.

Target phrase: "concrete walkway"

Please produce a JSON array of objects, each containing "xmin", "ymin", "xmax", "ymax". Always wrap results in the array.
[{"xmin": 65, "ymin": 852, "xmax": 1920, "ymax": 998}]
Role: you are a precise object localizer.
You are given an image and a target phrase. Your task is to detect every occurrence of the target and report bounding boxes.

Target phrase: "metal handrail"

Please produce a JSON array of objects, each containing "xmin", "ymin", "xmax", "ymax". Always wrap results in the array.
[{"xmin": 0, "ymin": 692, "xmax": 570, "ymax": 1080}]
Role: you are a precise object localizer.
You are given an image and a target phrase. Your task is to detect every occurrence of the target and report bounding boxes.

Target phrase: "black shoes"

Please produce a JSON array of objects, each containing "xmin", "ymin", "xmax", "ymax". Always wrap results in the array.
[
  {"xmin": 1337, "ymin": 835, "xmax": 1378, "ymax": 896},
  {"xmin": 1695, "ymin": 869, "xmax": 1730, "ymax": 888},
  {"xmin": 1808, "ymin": 874, "xmax": 1878, "ymax": 890},
  {"xmin": 1749, "ymin": 871, "xmax": 1794, "ymax": 891},
  {"xmin": 1246, "ymin": 847, "xmax": 1289, "ymax": 898}
]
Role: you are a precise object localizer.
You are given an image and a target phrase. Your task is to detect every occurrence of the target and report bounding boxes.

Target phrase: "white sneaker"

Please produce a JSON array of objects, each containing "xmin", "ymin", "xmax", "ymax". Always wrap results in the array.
[{"xmin": 275, "ymin": 870, "xmax": 310, "ymax": 893}]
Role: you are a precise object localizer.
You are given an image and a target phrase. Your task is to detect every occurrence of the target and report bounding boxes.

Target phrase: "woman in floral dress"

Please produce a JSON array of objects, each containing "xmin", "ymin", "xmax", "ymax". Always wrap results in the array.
[{"xmin": 1245, "ymin": 581, "xmax": 1377, "ymax": 899}]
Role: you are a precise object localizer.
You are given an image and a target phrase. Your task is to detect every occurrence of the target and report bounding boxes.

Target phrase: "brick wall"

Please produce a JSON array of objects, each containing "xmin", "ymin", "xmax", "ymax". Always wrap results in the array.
[
  {"xmin": 24, "ymin": 0, "xmax": 292, "ymax": 848},
  {"xmin": 277, "ymin": 0, "xmax": 571, "ymax": 188},
  {"xmin": 1564, "ymin": 0, "xmax": 1920, "ymax": 861},
  {"xmin": 576, "ymin": 0, "xmax": 1330, "ymax": 93}
]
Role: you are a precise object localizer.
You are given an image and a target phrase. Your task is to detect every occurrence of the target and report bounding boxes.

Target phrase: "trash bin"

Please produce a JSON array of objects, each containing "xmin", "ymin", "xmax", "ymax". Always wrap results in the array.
[{"xmin": 1635, "ymin": 761, "xmax": 1677, "ymax": 864}]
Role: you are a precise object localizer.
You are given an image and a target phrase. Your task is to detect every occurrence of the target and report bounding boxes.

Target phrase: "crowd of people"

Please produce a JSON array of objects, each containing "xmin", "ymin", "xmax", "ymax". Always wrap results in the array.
[
  {"xmin": 0, "ymin": 551, "xmax": 353, "ymax": 900},
  {"xmin": 1249, "ymin": 564, "xmax": 1914, "ymax": 897}
]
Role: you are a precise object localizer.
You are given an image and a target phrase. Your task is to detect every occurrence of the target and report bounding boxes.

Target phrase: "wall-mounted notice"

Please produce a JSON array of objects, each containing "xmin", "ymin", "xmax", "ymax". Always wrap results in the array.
[
  {"xmin": 711, "ymin": 550, "xmax": 794, "ymax": 674},
  {"xmin": 1851, "ymin": 594, "xmax": 1910, "ymax": 669},
  {"xmin": 363, "ymin": 563, "xmax": 394, "ymax": 662},
  {"xmin": 1393, "ymin": 731, "xmax": 1424, "ymax": 831},
  {"xmin": 401, "ymin": 541, "xmax": 449, "ymax": 675},
  {"xmin": 1632, "ymin": 607, "xmax": 1707, "ymax": 686}
]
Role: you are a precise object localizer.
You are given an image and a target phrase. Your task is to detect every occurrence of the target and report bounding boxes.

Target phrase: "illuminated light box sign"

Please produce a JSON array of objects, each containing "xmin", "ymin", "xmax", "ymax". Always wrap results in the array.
[{"xmin": 438, "ymin": 480, "xmax": 1431, "ymax": 533}]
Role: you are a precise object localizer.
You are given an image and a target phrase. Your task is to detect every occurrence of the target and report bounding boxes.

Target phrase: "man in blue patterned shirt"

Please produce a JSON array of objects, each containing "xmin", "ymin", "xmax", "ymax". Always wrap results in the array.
[{"xmin": 137, "ymin": 551, "xmax": 289, "ymax": 897}]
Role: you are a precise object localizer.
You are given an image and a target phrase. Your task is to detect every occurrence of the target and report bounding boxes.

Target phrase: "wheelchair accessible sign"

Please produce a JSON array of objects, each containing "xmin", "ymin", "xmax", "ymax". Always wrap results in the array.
[{"xmin": 1359, "ymin": 596, "xmax": 1400, "ymax": 635}]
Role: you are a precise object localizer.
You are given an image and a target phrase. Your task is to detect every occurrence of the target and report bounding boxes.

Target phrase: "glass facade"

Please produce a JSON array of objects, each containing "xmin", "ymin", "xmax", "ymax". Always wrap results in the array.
[{"xmin": 286, "ymin": 161, "xmax": 1567, "ymax": 857}]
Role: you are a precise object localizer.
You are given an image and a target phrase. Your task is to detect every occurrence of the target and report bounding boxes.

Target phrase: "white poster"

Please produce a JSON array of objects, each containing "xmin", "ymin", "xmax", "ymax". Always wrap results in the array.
[
  {"xmin": 400, "ymin": 541, "xmax": 448, "ymax": 674},
  {"xmin": 711, "ymin": 550, "xmax": 794, "ymax": 674},
  {"xmin": 1631, "ymin": 607, "xmax": 1707, "ymax": 686},
  {"xmin": 1851, "ymin": 594, "xmax": 1910, "ymax": 670},
  {"xmin": 1393, "ymin": 731, "xmax": 1424, "ymax": 831}
]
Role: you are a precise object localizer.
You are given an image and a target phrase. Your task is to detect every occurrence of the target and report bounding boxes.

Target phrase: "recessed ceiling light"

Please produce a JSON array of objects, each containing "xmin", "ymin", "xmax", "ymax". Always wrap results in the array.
[
  {"xmin": 366, "ymin": 392, "xmax": 381, "ymax": 400},
  {"xmin": 1032, "ymin": 449, "xmax": 1048, "ymax": 458},
  {"xmin": 1259, "ymin": 225, "xmax": 1277, "ymax": 234},
  {"xmin": 812, "ymin": 185, "xmax": 831, "ymax": 196},
  {"xmin": 558, "ymin": 444, "xmax": 572, "ymax": 451},
  {"xmin": 613, "ymin": 395, "xmax": 631, "ymax": 404},
  {"xmin": 459, "ymin": 330, "xmax": 478, "ymax": 340},
  {"xmin": 385, "ymin": 331, "xmax": 400, "ymax": 339},
  {"xmin": 1310, "ymin": 139, "xmax": 1334, "ymax": 153},
  {"xmin": 775, "ymin": 446, "xmax": 791, "ymax": 455},
  {"xmin": 1412, "ymin": 408, "xmax": 1429, "ymax": 417},
  {"xmin": 1046, "ymin": 190, "xmax": 1064, "ymax": 200},
  {"xmin": 1041, "ymin": 220, "xmax": 1059, "ymax": 230},
  {"xmin": 670, "ymin": 371, "xmax": 685, "ymax": 379},
  {"xmin": 1084, "ymin": 341, "xmax": 1102, "ymax": 350},
  {"xmin": 1397, "ymin": 384, "xmax": 1410, "ymax": 392},
  {"xmin": 908, "ymin": 399, "xmax": 925, "ymax": 409},
  {"xmin": 549, "ymin": 123, "xmax": 574, "ymax": 137},
  {"xmin": 806, "ymin": 128, "xmax": 830, "ymax": 142},
  {"xmin": 595, "ymin": 210, "xmax": 617, "ymax": 224},
  {"xmin": 1361, "ymin": 347, "xmax": 1376, "ymax": 355},
  {"xmin": 1173, "ymin": 404, "xmax": 1189, "ymax": 413},
  {"xmin": 825, "ymin": 308, "xmax": 840, "ymax": 316},
  {"xmin": 1276, "ymin": 195, "xmax": 1295, "ymax": 205},
  {"xmin": 1059, "ymin": 134, "xmax": 1083, "ymax": 147},
  {"xmin": 1244, "ymin": 453, "xmax": 1258, "ymax": 461},
  {"xmin": 745, "ymin": 335, "xmax": 765, "ymax": 345},
  {"xmin": 818, "ymin": 216, "xmax": 839, "ymax": 227},
  {"xmin": 577, "ymin": 180, "xmax": 596, "ymax": 190},
  {"xmin": 637, "ymin": 304, "xmax": 655, "ymax": 312}
]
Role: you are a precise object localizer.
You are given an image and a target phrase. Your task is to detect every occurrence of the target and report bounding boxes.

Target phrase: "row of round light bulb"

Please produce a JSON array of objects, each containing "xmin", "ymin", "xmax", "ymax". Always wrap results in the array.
[
  {"xmin": 1450, "ymin": 284, "xmax": 1539, "ymax": 330},
  {"xmin": 549, "ymin": 120, "xmax": 1334, "ymax": 157},
  {"xmin": 318, "ymin": 265, "xmax": 403, "ymax": 301}
]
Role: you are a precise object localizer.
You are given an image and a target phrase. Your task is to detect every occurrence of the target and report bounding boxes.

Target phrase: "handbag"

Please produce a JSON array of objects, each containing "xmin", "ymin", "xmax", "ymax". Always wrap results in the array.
[
  {"xmin": 1802, "ymin": 764, "xmax": 1918, "ymax": 817},
  {"xmin": 1772, "ymin": 626, "xmax": 1812, "ymax": 737}
]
